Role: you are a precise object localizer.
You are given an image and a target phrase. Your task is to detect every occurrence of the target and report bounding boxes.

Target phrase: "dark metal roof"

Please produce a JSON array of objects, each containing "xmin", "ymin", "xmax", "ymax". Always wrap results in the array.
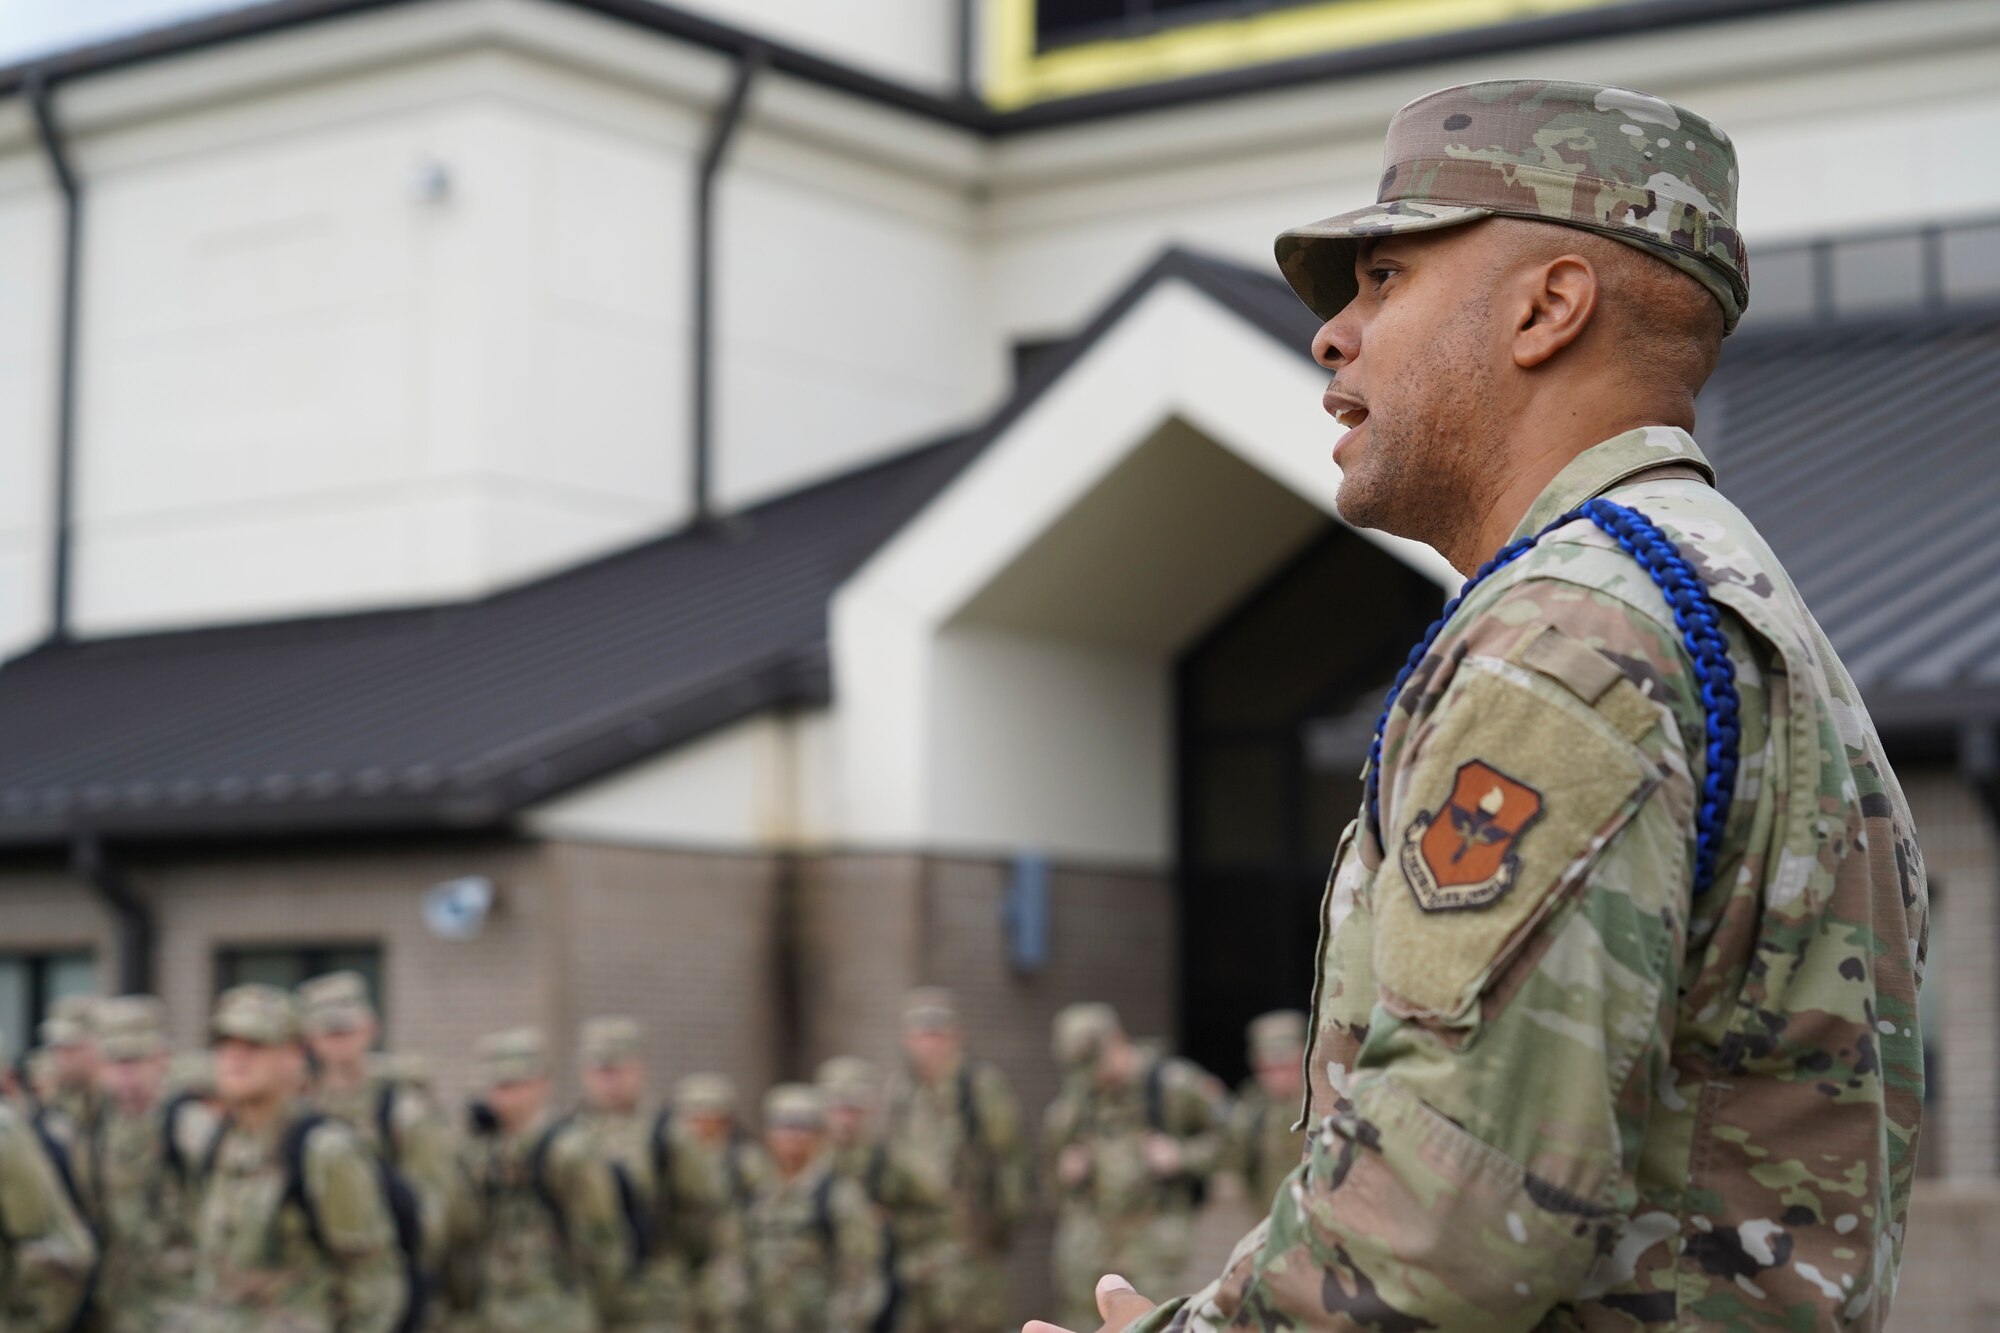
[
  {"xmin": 0, "ymin": 248, "xmax": 1989, "ymax": 846},
  {"xmin": 0, "ymin": 0, "xmax": 1861, "ymax": 132}
]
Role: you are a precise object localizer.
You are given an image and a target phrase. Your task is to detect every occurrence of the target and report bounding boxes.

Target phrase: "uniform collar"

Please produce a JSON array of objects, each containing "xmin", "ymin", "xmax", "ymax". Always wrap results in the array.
[{"xmin": 1509, "ymin": 426, "xmax": 1715, "ymax": 543}]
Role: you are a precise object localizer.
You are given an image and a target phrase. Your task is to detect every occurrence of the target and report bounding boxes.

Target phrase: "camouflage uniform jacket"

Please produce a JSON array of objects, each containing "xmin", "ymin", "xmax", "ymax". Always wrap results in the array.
[
  {"xmin": 1222, "ymin": 1081, "xmax": 1306, "ymax": 1214},
  {"xmin": 1135, "ymin": 428, "xmax": 1926, "ymax": 1332},
  {"xmin": 878, "ymin": 1057, "xmax": 1030, "ymax": 1255},
  {"xmin": 38, "ymin": 1086, "xmax": 105, "ymax": 1233},
  {"xmin": 743, "ymin": 1153, "xmax": 885, "ymax": 1333},
  {"xmin": 312, "ymin": 1069, "xmax": 459, "ymax": 1268},
  {"xmin": 1066, "ymin": 1057, "xmax": 1222, "ymax": 1224},
  {"xmin": 452, "ymin": 1111, "xmax": 630, "ymax": 1333},
  {"xmin": 659, "ymin": 1123, "xmax": 767, "ymax": 1330},
  {"xmin": 195, "ymin": 1107, "xmax": 408, "ymax": 1333},
  {"xmin": 0, "ymin": 1103, "xmax": 96, "ymax": 1333},
  {"xmin": 571, "ymin": 1105, "xmax": 679, "ymax": 1330},
  {"xmin": 93, "ymin": 1093, "xmax": 215, "ymax": 1331}
]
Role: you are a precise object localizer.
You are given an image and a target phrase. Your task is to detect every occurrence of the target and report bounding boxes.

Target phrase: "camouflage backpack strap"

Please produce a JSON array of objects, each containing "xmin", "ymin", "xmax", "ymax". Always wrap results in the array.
[
  {"xmin": 956, "ymin": 1062, "xmax": 983, "ymax": 1147},
  {"xmin": 158, "ymin": 1090, "xmax": 204, "ymax": 1185},
  {"xmin": 649, "ymin": 1107, "xmax": 677, "ymax": 1223},
  {"xmin": 1365, "ymin": 497, "xmax": 1742, "ymax": 898},
  {"xmin": 811, "ymin": 1170, "xmax": 838, "ymax": 1255},
  {"xmin": 374, "ymin": 1081, "xmax": 401, "ymax": 1169}
]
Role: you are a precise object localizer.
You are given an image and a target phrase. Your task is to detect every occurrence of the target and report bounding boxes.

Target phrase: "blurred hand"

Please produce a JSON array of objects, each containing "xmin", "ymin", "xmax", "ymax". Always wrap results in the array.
[
  {"xmin": 1142, "ymin": 1133, "xmax": 1183, "ymax": 1177},
  {"xmin": 1023, "ymin": 1274, "xmax": 1156, "ymax": 1333},
  {"xmin": 1058, "ymin": 1143, "xmax": 1091, "ymax": 1186}
]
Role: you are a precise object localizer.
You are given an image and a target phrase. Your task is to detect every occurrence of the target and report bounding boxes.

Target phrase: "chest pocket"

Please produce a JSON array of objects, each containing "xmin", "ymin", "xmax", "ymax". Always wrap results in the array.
[{"xmin": 1371, "ymin": 642, "xmax": 1664, "ymax": 1024}]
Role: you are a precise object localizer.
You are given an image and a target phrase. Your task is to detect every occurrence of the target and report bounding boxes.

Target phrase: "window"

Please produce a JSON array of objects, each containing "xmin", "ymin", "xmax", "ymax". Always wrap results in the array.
[
  {"xmin": 215, "ymin": 944, "xmax": 384, "ymax": 1016},
  {"xmin": 0, "ymin": 952, "xmax": 96, "ymax": 1063}
]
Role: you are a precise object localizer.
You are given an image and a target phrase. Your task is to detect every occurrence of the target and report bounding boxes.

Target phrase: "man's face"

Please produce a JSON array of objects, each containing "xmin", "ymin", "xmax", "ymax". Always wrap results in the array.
[
  {"xmin": 485, "ymin": 1077, "xmax": 548, "ymax": 1131},
  {"xmin": 825, "ymin": 1103, "xmax": 870, "ymax": 1147},
  {"xmin": 582, "ymin": 1060, "xmax": 645, "ymax": 1114},
  {"xmin": 1313, "ymin": 228, "xmax": 1506, "ymax": 544},
  {"xmin": 306, "ymin": 1018, "xmax": 375, "ymax": 1072},
  {"xmin": 765, "ymin": 1124, "xmax": 821, "ymax": 1175},
  {"xmin": 685, "ymin": 1110, "xmax": 731, "ymax": 1144},
  {"xmin": 902, "ymin": 1027, "xmax": 961, "ymax": 1082},
  {"xmin": 1094, "ymin": 1033, "xmax": 1138, "ymax": 1088},
  {"xmin": 1253, "ymin": 1051, "xmax": 1304, "ymax": 1102},
  {"xmin": 100, "ymin": 1054, "xmax": 168, "ymax": 1112},
  {"xmin": 213, "ymin": 1038, "xmax": 302, "ymax": 1108},
  {"xmin": 51, "ymin": 1042, "xmax": 98, "ymax": 1091}
]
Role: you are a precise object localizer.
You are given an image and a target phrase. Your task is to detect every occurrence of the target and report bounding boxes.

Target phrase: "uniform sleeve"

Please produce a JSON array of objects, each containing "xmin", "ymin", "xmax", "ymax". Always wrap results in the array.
[
  {"xmin": 1131, "ymin": 577, "xmax": 1696, "ymax": 1333},
  {"xmin": 554, "ymin": 1132, "xmax": 634, "ymax": 1315},
  {"xmin": 0, "ymin": 1115, "xmax": 96, "ymax": 1333},
  {"xmin": 438, "ymin": 1140, "xmax": 488, "ymax": 1313},
  {"xmin": 1161, "ymin": 1063, "xmax": 1225, "ymax": 1180},
  {"xmin": 304, "ymin": 1126, "xmax": 409, "ymax": 1333},
  {"xmin": 389, "ymin": 1085, "xmax": 460, "ymax": 1268},
  {"xmin": 829, "ymin": 1176, "xmax": 887, "ymax": 1333}
]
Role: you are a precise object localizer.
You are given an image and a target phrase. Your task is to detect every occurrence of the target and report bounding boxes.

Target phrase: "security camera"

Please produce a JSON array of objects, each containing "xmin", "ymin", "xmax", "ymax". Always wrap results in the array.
[{"xmin": 422, "ymin": 875, "xmax": 495, "ymax": 941}]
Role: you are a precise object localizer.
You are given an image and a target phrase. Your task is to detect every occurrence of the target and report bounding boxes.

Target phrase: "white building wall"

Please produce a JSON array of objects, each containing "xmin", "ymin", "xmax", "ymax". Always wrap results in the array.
[
  {"xmin": 680, "ymin": 0, "xmax": 957, "ymax": 93},
  {"xmin": 0, "ymin": 136, "xmax": 58, "ymax": 657}
]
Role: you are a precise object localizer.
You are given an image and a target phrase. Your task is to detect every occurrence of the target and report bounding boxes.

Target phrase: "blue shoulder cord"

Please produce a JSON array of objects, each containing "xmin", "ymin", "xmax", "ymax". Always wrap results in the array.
[{"xmin": 1364, "ymin": 497, "xmax": 1742, "ymax": 898}]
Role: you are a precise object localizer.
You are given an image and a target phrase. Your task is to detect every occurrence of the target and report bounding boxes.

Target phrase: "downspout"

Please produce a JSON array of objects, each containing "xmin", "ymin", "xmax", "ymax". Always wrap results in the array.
[
  {"xmin": 71, "ymin": 837, "xmax": 152, "ymax": 996},
  {"xmin": 25, "ymin": 73, "xmax": 81, "ymax": 644},
  {"xmin": 690, "ymin": 45, "xmax": 765, "ymax": 526}
]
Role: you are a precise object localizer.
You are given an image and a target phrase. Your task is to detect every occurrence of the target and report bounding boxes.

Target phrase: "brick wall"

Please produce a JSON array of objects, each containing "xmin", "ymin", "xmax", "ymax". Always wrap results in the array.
[
  {"xmin": 1900, "ymin": 768, "xmax": 1998, "ymax": 1180},
  {"xmin": 0, "ymin": 864, "xmax": 119, "ymax": 993}
]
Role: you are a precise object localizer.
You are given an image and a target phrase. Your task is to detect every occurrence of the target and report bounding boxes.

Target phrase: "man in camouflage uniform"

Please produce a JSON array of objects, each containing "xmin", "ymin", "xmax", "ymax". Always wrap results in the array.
[
  {"xmin": 1039, "ymin": 79, "xmax": 1927, "ymax": 1333},
  {"xmin": 297, "ymin": 971, "xmax": 459, "ymax": 1278},
  {"xmin": 815, "ymin": 1057, "xmax": 883, "ymax": 1191},
  {"xmin": 570, "ymin": 1015, "xmax": 677, "ymax": 1332},
  {"xmin": 657, "ymin": 1072, "xmax": 764, "ymax": 1333},
  {"xmin": 33, "ymin": 996, "xmax": 105, "ymax": 1231},
  {"xmin": 876, "ymin": 987, "xmax": 1029, "ymax": 1333},
  {"xmin": 1219, "ymin": 1012, "xmax": 1306, "ymax": 1213},
  {"xmin": 744, "ymin": 1084, "xmax": 885, "ymax": 1333},
  {"xmin": 195, "ymin": 983, "xmax": 408, "ymax": 1333},
  {"xmin": 0, "ymin": 1033, "xmax": 96, "ymax": 1333},
  {"xmin": 1043, "ymin": 1005, "xmax": 1220, "ymax": 1326},
  {"xmin": 449, "ymin": 1027, "xmax": 629, "ymax": 1333},
  {"xmin": 1043, "ymin": 1003, "xmax": 1118, "ymax": 1328},
  {"xmin": 89, "ymin": 995, "xmax": 214, "ymax": 1332}
]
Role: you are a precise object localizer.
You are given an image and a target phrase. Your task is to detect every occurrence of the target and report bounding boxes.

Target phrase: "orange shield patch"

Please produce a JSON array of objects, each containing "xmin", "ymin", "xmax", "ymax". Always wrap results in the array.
[{"xmin": 1398, "ymin": 760, "xmax": 1545, "ymax": 911}]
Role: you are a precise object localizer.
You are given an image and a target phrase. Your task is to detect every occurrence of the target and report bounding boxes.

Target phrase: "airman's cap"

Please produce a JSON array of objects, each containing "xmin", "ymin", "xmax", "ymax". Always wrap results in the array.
[
  {"xmin": 97, "ymin": 995, "xmax": 169, "ymax": 1061},
  {"xmin": 676, "ymin": 1072, "xmax": 738, "ymax": 1115},
  {"xmin": 901, "ymin": 986, "xmax": 958, "ymax": 1032},
  {"xmin": 1246, "ymin": 1009, "xmax": 1307, "ymax": 1061},
  {"xmin": 296, "ymin": 971, "xmax": 375, "ymax": 1035},
  {"xmin": 815, "ymin": 1056, "xmax": 879, "ymax": 1109},
  {"xmin": 579, "ymin": 1015, "xmax": 643, "ymax": 1068},
  {"xmin": 1052, "ymin": 1002, "xmax": 1122, "ymax": 1067},
  {"xmin": 210, "ymin": 985, "xmax": 301, "ymax": 1046},
  {"xmin": 475, "ymin": 1028, "xmax": 545, "ymax": 1085},
  {"xmin": 1276, "ymin": 80, "xmax": 1748, "ymax": 332},
  {"xmin": 763, "ymin": 1083, "xmax": 825, "ymax": 1130},
  {"xmin": 39, "ymin": 994, "xmax": 100, "ymax": 1048}
]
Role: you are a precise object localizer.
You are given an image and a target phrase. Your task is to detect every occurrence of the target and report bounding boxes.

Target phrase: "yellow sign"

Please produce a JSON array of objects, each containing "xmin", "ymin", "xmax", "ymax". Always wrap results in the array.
[{"xmin": 986, "ymin": 0, "xmax": 1635, "ymax": 109}]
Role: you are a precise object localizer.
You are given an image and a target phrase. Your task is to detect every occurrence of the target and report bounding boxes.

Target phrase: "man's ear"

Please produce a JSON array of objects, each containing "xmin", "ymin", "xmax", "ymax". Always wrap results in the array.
[{"xmin": 1512, "ymin": 253, "xmax": 1600, "ymax": 369}]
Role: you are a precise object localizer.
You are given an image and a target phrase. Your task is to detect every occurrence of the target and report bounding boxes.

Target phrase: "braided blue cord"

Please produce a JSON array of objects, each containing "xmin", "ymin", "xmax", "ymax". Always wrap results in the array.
[{"xmin": 1363, "ymin": 498, "xmax": 1741, "ymax": 898}]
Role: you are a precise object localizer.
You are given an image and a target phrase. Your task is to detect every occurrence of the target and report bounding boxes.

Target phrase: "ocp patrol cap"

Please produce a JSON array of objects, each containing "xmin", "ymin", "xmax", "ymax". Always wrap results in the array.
[
  {"xmin": 763, "ymin": 1083, "xmax": 825, "ymax": 1130},
  {"xmin": 1245, "ymin": 1009, "xmax": 1306, "ymax": 1061},
  {"xmin": 475, "ymin": 1028, "xmax": 545, "ymax": 1085},
  {"xmin": 578, "ymin": 1015, "xmax": 643, "ymax": 1068},
  {"xmin": 39, "ymin": 994, "xmax": 100, "ymax": 1049},
  {"xmin": 1276, "ymin": 79, "xmax": 1748, "ymax": 332},
  {"xmin": 210, "ymin": 984, "xmax": 302, "ymax": 1046},
  {"xmin": 96, "ymin": 995, "xmax": 169, "ymax": 1061},
  {"xmin": 296, "ymin": 970, "xmax": 375, "ymax": 1035},
  {"xmin": 676, "ymin": 1072, "xmax": 738, "ymax": 1115}
]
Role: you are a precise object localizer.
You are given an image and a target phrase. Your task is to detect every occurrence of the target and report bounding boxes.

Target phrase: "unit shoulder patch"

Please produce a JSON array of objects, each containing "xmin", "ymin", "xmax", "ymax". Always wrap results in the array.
[{"xmin": 1398, "ymin": 760, "xmax": 1544, "ymax": 911}]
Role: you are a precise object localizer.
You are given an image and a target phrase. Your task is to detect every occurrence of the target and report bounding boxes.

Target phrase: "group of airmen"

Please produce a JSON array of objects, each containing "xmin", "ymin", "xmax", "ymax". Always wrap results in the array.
[{"xmin": 0, "ymin": 979, "xmax": 1308, "ymax": 1333}]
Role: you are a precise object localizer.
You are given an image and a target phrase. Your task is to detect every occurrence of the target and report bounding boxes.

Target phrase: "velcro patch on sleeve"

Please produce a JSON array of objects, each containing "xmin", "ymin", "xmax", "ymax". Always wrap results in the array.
[{"xmin": 1373, "ymin": 659, "xmax": 1660, "ymax": 1020}]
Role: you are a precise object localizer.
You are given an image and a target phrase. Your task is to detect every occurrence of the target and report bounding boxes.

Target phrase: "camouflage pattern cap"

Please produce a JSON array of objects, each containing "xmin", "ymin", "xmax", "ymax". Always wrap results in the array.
[
  {"xmin": 676, "ymin": 1072, "xmax": 738, "ymax": 1115},
  {"xmin": 763, "ymin": 1082, "xmax": 825, "ymax": 1130},
  {"xmin": 39, "ymin": 993, "xmax": 100, "ymax": 1048},
  {"xmin": 475, "ymin": 1027, "xmax": 545, "ymax": 1085},
  {"xmin": 579, "ymin": 1015, "xmax": 644, "ymax": 1067},
  {"xmin": 1276, "ymin": 80, "xmax": 1748, "ymax": 332},
  {"xmin": 296, "ymin": 970, "xmax": 375, "ymax": 1035},
  {"xmin": 1052, "ymin": 1002, "xmax": 1122, "ymax": 1068},
  {"xmin": 210, "ymin": 984, "xmax": 302, "ymax": 1046},
  {"xmin": 815, "ymin": 1056, "xmax": 879, "ymax": 1109},
  {"xmin": 1245, "ymin": 1009, "xmax": 1306, "ymax": 1061},
  {"xmin": 901, "ymin": 986, "xmax": 958, "ymax": 1032},
  {"xmin": 96, "ymin": 994, "xmax": 169, "ymax": 1061}
]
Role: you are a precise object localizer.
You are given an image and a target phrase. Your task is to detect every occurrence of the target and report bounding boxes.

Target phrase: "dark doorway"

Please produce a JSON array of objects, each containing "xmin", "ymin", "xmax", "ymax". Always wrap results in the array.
[{"xmin": 1175, "ymin": 523, "xmax": 1442, "ymax": 1085}]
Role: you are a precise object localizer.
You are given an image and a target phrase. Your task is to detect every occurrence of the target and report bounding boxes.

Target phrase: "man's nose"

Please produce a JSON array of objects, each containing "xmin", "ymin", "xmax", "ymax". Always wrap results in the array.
[{"xmin": 1311, "ymin": 307, "xmax": 1359, "ymax": 371}]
